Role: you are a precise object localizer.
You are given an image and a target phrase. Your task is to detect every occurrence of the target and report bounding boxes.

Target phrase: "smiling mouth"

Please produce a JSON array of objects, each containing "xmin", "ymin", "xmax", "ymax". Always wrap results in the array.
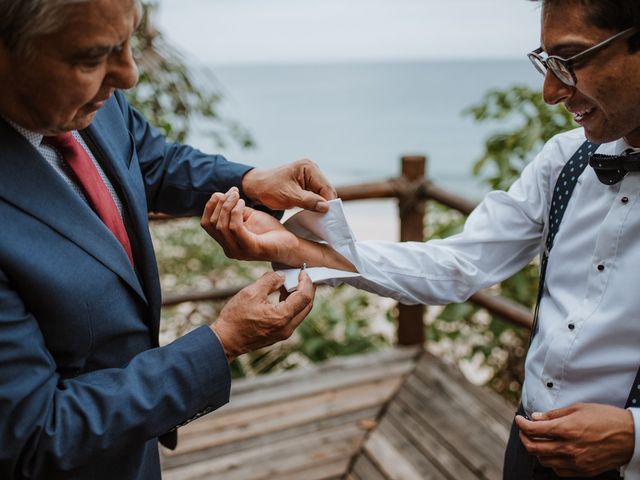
[{"xmin": 572, "ymin": 107, "xmax": 595, "ymax": 122}]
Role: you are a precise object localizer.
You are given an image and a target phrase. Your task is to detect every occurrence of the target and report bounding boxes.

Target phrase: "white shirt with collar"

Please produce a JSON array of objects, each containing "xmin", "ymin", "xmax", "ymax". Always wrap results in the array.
[{"xmin": 294, "ymin": 127, "xmax": 640, "ymax": 476}]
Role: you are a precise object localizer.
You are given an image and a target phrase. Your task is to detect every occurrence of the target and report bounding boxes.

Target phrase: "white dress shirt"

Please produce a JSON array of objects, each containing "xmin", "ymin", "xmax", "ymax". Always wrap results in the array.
[{"xmin": 310, "ymin": 128, "xmax": 640, "ymax": 476}]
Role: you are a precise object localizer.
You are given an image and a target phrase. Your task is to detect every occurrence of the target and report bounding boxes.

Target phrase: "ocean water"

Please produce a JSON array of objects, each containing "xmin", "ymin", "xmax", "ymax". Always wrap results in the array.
[{"xmin": 189, "ymin": 60, "xmax": 543, "ymax": 239}]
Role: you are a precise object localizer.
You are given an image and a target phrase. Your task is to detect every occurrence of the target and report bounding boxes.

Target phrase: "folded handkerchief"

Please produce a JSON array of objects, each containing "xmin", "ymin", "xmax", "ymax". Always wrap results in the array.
[{"xmin": 278, "ymin": 199, "xmax": 362, "ymax": 291}]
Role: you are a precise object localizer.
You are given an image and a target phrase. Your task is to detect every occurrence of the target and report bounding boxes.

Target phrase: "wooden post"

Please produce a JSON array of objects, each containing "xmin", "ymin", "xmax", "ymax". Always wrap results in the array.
[{"xmin": 397, "ymin": 156, "xmax": 426, "ymax": 347}]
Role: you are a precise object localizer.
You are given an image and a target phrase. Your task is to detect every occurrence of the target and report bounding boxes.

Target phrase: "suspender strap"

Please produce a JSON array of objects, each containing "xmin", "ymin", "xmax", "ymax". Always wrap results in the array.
[{"xmin": 531, "ymin": 140, "xmax": 598, "ymax": 337}]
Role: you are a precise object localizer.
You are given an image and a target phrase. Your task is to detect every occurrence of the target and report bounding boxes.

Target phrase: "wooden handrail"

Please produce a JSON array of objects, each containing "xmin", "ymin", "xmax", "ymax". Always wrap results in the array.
[
  {"xmin": 154, "ymin": 156, "xmax": 535, "ymax": 339},
  {"xmin": 470, "ymin": 291, "xmax": 533, "ymax": 330}
]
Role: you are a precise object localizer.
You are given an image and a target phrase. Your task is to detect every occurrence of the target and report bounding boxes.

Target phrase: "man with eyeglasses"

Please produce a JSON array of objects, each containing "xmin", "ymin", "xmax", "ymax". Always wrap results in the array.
[{"xmin": 202, "ymin": 0, "xmax": 640, "ymax": 478}]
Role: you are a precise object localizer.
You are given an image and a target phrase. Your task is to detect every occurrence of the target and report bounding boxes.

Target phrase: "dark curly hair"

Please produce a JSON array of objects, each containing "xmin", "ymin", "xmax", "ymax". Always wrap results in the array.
[{"xmin": 530, "ymin": 0, "xmax": 640, "ymax": 51}]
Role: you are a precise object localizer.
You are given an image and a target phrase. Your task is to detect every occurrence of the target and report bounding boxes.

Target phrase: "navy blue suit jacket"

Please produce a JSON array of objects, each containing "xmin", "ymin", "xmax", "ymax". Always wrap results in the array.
[{"xmin": 0, "ymin": 91, "xmax": 252, "ymax": 479}]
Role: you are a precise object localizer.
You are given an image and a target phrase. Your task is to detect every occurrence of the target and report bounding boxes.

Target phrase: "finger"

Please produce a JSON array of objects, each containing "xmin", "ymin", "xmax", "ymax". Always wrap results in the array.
[
  {"xmin": 295, "ymin": 190, "xmax": 331, "ymax": 213},
  {"xmin": 531, "ymin": 405, "xmax": 576, "ymax": 421},
  {"xmin": 516, "ymin": 415, "xmax": 564, "ymax": 440},
  {"xmin": 275, "ymin": 271, "xmax": 315, "ymax": 318},
  {"xmin": 211, "ymin": 193, "xmax": 226, "ymax": 229},
  {"xmin": 202, "ymin": 193, "xmax": 224, "ymax": 229},
  {"xmin": 228, "ymin": 198, "xmax": 246, "ymax": 232},
  {"xmin": 215, "ymin": 189, "xmax": 241, "ymax": 238},
  {"xmin": 287, "ymin": 297, "xmax": 314, "ymax": 332},
  {"xmin": 303, "ymin": 161, "xmax": 338, "ymax": 201},
  {"xmin": 249, "ymin": 271, "xmax": 287, "ymax": 297},
  {"xmin": 518, "ymin": 431, "xmax": 564, "ymax": 456},
  {"xmin": 216, "ymin": 188, "xmax": 240, "ymax": 229}
]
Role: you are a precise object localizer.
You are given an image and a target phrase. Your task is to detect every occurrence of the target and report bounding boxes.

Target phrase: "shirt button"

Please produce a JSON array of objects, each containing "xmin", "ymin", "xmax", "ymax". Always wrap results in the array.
[
  {"xmin": 546, "ymin": 381, "xmax": 554, "ymax": 388},
  {"xmin": 597, "ymin": 264, "xmax": 605, "ymax": 271},
  {"xmin": 568, "ymin": 323, "xmax": 575, "ymax": 330},
  {"xmin": 622, "ymin": 197, "xmax": 630, "ymax": 204}
]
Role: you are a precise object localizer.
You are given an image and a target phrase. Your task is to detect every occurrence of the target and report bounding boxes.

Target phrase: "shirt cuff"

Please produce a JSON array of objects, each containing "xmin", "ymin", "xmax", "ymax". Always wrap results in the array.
[{"xmin": 624, "ymin": 408, "xmax": 640, "ymax": 478}]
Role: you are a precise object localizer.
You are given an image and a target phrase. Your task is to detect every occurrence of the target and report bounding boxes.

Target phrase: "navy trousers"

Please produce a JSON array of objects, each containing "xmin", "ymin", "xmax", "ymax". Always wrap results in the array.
[{"xmin": 503, "ymin": 407, "xmax": 620, "ymax": 480}]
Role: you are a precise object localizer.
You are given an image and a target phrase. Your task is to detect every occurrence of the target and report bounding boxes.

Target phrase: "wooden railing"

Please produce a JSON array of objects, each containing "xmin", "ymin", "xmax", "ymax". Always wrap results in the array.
[{"xmin": 156, "ymin": 155, "xmax": 534, "ymax": 346}]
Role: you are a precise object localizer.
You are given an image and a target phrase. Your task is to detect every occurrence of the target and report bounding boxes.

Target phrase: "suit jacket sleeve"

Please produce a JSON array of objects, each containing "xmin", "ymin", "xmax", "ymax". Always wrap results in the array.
[
  {"xmin": 114, "ymin": 91, "xmax": 254, "ymax": 215},
  {"xmin": 0, "ymin": 265, "xmax": 231, "ymax": 477}
]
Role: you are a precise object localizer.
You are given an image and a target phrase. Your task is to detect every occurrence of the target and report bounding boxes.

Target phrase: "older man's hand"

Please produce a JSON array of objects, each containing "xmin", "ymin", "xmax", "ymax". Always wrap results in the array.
[
  {"xmin": 516, "ymin": 403, "xmax": 634, "ymax": 477},
  {"xmin": 211, "ymin": 270, "xmax": 315, "ymax": 362},
  {"xmin": 241, "ymin": 159, "xmax": 337, "ymax": 213}
]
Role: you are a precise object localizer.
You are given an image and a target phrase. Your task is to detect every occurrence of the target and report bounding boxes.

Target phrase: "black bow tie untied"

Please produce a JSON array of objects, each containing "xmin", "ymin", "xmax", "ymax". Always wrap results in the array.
[{"xmin": 589, "ymin": 150, "xmax": 640, "ymax": 185}]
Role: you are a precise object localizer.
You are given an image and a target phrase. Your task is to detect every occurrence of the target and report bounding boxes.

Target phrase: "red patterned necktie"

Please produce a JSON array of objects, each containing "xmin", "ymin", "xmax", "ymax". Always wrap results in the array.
[{"xmin": 44, "ymin": 132, "xmax": 134, "ymax": 265}]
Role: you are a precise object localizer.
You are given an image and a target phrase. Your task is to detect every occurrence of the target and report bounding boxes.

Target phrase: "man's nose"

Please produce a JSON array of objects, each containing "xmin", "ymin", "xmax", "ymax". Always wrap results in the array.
[
  {"xmin": 106, "ymin": 45, "xmax": 139, "ymax": 90},
  {"xmin": 542, "ymin": 70, "xmax": 574, "ymax": 106}
]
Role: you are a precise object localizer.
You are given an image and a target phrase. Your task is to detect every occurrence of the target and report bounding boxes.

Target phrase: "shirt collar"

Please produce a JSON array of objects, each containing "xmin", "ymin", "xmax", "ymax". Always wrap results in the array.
[
  {"xmin": 2, "ymin": 118, "xmax": 44, "ymax": 149},
  {"xmin": 613, "ymin": 138, "xmax": 640, "ymax": 156}
]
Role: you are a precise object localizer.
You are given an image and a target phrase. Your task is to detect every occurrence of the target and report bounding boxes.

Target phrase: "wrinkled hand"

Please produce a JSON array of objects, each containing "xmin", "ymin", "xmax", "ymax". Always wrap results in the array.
[
  {"xmin": 211, "ymin": 270, "xmax": 315, "ymax": 362},
  {"xmin": 201, "ymin": 187, "xmax": 300, "ymax": 265},
  {"xmin": 516, "ymin": 403, "xmax": 634, "ymax": 477},
  {"xmin": 241, "ymin": 159, "xmax": 337, "ymax": 213}
]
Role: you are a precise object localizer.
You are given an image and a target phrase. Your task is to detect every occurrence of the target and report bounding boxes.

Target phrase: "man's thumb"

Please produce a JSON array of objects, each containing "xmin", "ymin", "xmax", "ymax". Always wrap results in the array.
[
  {"xmin": 297, "ymin": 191, "xmax": 329, "ymax": 213},
  {"xmin": 253, "ymin": 271, "xmax": 286, "ymax": 295}
]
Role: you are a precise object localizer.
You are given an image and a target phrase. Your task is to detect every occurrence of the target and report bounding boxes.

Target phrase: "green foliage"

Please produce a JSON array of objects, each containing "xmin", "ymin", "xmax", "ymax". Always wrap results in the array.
[
  {"xmin": 424, "ymin": 85, "xmax": 576, "ymax": 402},
  {"xmin": 465, "ymin": 85, "xmax": 575, "ymax": 190},
  {"xmin": 230, "ymin": 286, "xmax": 389, "ymax": 378},
  {"xmin": 126, "ymin": 2, "xmax": 253, "ymax": 147}
]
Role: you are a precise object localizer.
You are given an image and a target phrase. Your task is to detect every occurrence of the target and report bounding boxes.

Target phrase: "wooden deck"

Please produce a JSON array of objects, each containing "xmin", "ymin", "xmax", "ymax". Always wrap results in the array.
[{"xmin": 161, "ymin": 348, "xmax": 514, "ymax": 480}]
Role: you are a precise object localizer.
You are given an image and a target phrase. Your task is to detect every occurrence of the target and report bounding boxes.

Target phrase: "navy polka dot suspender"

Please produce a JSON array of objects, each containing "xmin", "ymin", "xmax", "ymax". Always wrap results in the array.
[
  {"xmin": 532, "ymin": 140, "xmax": 598, "ymax": 337},
  {"xmin": 531, "ymin": 140, "xmax": 640, "ymax": 409}
]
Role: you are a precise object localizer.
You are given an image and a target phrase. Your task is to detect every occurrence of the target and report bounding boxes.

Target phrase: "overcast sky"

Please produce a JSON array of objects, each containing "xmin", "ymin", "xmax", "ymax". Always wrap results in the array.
[{"xmin": 155, "ymin": 0, "xmax": 543, "ymax": 65}]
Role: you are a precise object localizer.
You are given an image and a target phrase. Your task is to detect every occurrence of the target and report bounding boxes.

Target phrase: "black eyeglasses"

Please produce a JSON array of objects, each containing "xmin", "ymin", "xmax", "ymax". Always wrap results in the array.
[{"xmin": 528, "ymin": 26, "xmax": 639, "ymax": 87}]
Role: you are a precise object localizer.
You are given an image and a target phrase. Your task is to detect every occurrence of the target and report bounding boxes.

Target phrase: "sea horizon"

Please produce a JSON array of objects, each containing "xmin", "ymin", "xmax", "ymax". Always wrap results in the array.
[{"xmin": 185, "ymin": 59, "xmax": 547, "ymax": 241}]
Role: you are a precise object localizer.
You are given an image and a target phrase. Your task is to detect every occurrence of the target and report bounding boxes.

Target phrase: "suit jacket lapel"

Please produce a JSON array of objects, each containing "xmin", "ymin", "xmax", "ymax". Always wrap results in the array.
[
  {"xmin": 0, "ymin": 119, "xmax": 147, "ymax": 304},
  {"xmin": 85, "ymin": 112, "xmax": 162, "ymax": 331}
]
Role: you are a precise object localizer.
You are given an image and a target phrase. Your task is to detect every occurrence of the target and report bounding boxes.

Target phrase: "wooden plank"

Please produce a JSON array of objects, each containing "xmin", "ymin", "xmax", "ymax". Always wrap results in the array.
[
  {"xmin": 230, "ymin": 347, "xmax": 419, "ymax": 397},
  {"xmin": 379, "ymin": 420, "xmax": 450, "ymax": 480},
  {"xmin": 402, "ymin": 375, "xmax": 507, "ymax": 466},
  {"xmin": 384, "ymin": 401, "xmax": 482, "ymax": 480},
  {"xmin": 412, "ymin": 361, "xmax": 511, "ymax": 444},
  {"xmin": 415, "ymin": 353, "xmax": 514, "ymax": 425},
  {"xmin": 350, "ymin": 452, "xmax": 389, "ymax": 480},
  {"xmin": 364, "ymin": 427, "xmax": 442, "ymax": 480},
  {"xmin": 164, "ymin": 376, "xmax": 402, "ymax": 459},
  {"xmin": 224, "ymin": 360, "xmax": 415, "ymax": 413},
  {"xmin": 163, "ymin": 423, "xmax": 364, "ymax": 480},
  {"xmin": 397, "ymin": 377, "xmax": 505, "ymax": 478},
  {"xmin": 176, "ymin": 374, "xmax": 401, "ymax": 439},
  {"xmin": 163, "ymin": 407, "xmax": 380, "ymax": 470},
  {"xmin": 274, "ymin": 458, "xmax": 350, "ymax": 480}
]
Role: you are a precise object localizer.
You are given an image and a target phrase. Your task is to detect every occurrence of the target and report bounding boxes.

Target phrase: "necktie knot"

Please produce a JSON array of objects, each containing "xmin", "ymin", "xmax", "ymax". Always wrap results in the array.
[{"xmin": 590, "ymin": 150, "xmax": 640, "ymax": 185}]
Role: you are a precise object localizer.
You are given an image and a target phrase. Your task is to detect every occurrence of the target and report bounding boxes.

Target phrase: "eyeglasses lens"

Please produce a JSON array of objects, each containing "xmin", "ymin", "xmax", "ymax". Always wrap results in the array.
[
  {"xmin": 528, "ymin": 54, "xmax": 547, "ymax": 76},
  {"xmin": 546, "ymin": 58, "xmax": 574, "ymax": 86}
]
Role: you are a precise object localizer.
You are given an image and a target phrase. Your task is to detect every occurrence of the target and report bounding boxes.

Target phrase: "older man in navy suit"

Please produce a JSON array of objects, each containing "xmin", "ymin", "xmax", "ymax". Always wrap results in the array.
[{"xmin": 0, "ymin": 0, "xmax": 335, "ymax": 478}]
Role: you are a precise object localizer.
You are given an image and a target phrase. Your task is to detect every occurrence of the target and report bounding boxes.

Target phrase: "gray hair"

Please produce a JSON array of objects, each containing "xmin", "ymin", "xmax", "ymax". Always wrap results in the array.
[{"xmin": 0, "ymin": 0, "xmax": 93, "ymax": 55}]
